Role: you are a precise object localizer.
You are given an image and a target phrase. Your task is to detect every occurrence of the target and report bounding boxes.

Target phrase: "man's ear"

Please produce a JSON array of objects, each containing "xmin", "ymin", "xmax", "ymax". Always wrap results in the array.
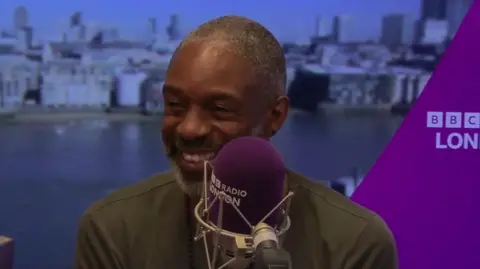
[{"xmin": 269, "ymin": 96, "xmax": 289, "ymax": 137}]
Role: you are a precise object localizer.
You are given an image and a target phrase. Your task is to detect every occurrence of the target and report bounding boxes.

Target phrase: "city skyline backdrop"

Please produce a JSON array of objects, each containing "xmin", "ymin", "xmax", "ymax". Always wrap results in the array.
[{"xmin": 0, "ymin": 0, "xmax": 421, "ymax": 42}]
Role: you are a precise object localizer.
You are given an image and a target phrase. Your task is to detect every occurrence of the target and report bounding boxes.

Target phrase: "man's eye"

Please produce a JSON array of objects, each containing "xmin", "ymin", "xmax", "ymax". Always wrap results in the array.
[
  {"xmin": 214, "ymin": 106, "xmax": 229, "ymax": 113},
  {"xmin": 166, "ymin": 101, "xmax": 181, "ymax": 107}
]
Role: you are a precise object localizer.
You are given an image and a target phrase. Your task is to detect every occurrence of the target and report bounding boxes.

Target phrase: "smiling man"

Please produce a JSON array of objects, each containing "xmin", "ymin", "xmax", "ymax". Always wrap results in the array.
[
  {"xmin": 75, "ymin": 16, "xmax": 398, "ymax": 269},
  {"xmin": 161, "ymin": 18, "xmax": 287, "ymax": 198}
]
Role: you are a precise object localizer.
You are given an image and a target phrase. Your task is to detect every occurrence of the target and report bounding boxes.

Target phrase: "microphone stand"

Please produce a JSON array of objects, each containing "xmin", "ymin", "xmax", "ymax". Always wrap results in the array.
[{"xmin": 252, "ymin": 244, "xmax": 292, "ymax": 269}]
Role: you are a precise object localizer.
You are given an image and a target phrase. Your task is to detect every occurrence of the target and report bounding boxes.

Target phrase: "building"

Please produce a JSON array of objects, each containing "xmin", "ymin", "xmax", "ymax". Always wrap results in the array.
[
  {"xmin": 421, "ymin": 0, "xmax": 447, "ymax": 20},
  {"xmin": 446, "ymin": 0, "xmax": 474, "ymax": 39},
  {"xmin": 419, "ymin": 19, "xmax": 449, "ymax": 44},
  {"xmin": 16, "ymin": 26, "xmax": 33, "ymax": 51},
  {"xmin": 65, "ymin": 12, "xmax": 88, "ymax": 43},
  {"xmin": 38, "ymin": 38, "xmax": 173, "ymax": 108},
  {"xmin": 332, "ymin": 15, "xmax": 352, "ymax": 43},
  {"xmin": 381, "ymin": 14, "xmax": 415, "ymax": 47},
  {"xmin": 0, "ymin": 65, "xmax": 39, "ymax": 108},
  {"xmin": 295, "ymin": 64, "xmax": 431, "ymax": 107},
  {"xmin": 13, "ymin": 6, "xmax": 28, "ymax": 30},
  {"xmin": 148, "ymin": 18, "xmax": 157, "ymax": 35},
  {"xmin": 313, "ymin": 15, "xmax": 329, "ymax": 37},
  {"xmin": 40, "ymin": 59, "xmax": 113, "ymax": 107},
  {"xmin": 70, "ymin": 12, "xmax": 82, "ymax": 27},
  {"xmin": 166, "ymin": 14, "xmax": 181, "ymax": 41},
  {"xmin": 353, "ymin": 44, "xmax": 392, "ymax": 70},
  {"xmin": 65, "ymin": 22, "xmax": 103, "ymax": 43},
  {"xmin": 39, "ymin": 42, "xmax": 112, "ymax": 107},
  {"xmin": 389, "ymin": 67, "xmax": 431, "ymax": 105},
  {"xmin": 11, "ymin": 6, "xmax": 34, "ymax": 51},
  {"xmin": 416, "ymin": 0, "xmax": 449, "ymax": 44},
  {"xmin": 0, "ymin": 44, "xmax": 39, "ymax": 108},
  {"xmin": 317, "ymin": 45, "xmax": 350, "ymax": 66}
]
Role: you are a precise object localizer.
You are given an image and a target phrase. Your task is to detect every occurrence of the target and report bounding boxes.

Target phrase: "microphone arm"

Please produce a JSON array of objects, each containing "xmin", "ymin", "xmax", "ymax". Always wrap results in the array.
[{"xmin": 251, "ymin": 224, "xmax": 292, "ymax": 269}]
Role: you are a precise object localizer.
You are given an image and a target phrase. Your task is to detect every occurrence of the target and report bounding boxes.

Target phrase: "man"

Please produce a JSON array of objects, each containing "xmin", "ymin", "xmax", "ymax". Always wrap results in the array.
[{"xmin": 75, "ymin": 16, "xmax": 398, "ymax": 269}]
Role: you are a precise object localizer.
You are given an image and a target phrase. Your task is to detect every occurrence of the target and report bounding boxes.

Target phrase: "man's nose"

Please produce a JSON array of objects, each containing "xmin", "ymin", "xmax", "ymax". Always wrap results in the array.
[{"xmin": 176, "ymin": 109, "xmax": 210, "ymax": 140}]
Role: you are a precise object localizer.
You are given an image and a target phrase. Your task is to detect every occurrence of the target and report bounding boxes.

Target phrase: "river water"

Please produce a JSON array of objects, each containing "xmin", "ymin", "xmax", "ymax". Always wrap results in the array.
[{"xmin": 0, "ymin": 112, "xmax": 403, "ymax": 269}]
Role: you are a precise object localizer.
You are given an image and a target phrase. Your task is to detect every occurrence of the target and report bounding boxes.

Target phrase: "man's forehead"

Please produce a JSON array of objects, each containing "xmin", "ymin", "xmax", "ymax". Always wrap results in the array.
[
  {"xmin": 173, "ymin": 39, "xmax": 239, "ymax": 64},
  {"xmin": 165, "ymin": 39, "xmax": 255, "ymax": 99}
]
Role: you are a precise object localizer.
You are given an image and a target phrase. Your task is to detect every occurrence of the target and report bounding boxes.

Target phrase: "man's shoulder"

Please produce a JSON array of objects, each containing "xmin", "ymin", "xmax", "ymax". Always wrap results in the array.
[
  {"xmin": 288, "ymin": 170, "xmax": 375, "ymax": 221},
  {"xmin": 75, "ymin": 171, "xmax": 184, "ymax": 267},
  {"xmin": 83, "ymin": 170, "xmax": 178, "ymax": 219},
  {"xmin": 288, "ymin": 170, "xmax": 395, "ymax": 253}
]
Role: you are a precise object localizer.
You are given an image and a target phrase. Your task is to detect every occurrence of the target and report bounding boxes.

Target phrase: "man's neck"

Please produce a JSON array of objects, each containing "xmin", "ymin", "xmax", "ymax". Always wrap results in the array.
[
  {"xmin": 174, "ymin": 168, "xmax": 204, "ymax": 196},
  {"xmin": 188, "ymin": 194, "xmax": 201, "ymax": 211}
]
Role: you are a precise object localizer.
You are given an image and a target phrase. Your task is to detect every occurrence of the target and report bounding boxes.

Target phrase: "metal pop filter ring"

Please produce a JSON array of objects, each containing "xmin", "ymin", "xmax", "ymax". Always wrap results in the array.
[{"xmin": 193, "ymin": 161, "xmax": 294, "ymax": 269}]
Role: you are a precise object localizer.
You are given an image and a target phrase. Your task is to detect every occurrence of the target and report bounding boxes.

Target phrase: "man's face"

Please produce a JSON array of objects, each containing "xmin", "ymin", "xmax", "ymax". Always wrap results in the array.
[{"xmin": 162, "ymin": 40, "xmax": 287, "ymax": 185}]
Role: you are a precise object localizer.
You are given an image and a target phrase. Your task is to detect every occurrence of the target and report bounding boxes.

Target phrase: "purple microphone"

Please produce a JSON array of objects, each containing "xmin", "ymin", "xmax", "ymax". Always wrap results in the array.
[{"xmin": 208, "ymin": 136, "xmax": 286, "ymax": 235}]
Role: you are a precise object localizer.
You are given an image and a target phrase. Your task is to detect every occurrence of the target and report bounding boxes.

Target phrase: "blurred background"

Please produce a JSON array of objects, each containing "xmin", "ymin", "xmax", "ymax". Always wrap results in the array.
[{"xmin": 0, "ymin": 0, "xmax": 474, "ymax": 268}]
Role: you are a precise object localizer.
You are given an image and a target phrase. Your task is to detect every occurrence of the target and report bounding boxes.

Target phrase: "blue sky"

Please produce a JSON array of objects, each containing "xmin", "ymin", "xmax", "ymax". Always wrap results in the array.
[{"xmin": 0, "ymin": 0, "xmax": 420, "ymax": 42}]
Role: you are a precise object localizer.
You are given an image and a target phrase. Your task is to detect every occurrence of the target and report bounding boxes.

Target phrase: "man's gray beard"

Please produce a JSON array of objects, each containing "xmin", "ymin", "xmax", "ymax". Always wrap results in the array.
[
  {"xmin": 173, "ymin": 124, "xmax": 264, "ymax": 197},
  {"xmin": 173, "ymin": 164, "xmax": 205, "ymax": 197}
]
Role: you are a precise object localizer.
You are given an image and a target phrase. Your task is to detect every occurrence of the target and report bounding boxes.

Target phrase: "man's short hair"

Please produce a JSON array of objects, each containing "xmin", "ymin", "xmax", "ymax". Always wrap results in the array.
[{"xmin": 175, "ymin": 15, "xmax": 286, "ymax": 99}]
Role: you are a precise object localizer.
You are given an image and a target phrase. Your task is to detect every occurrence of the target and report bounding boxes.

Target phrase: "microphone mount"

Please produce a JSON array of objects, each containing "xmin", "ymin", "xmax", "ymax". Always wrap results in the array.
[
  {"xmin": 192, "ymin": 161, "xmax": 294, "ymax": 269},
  {"xmin": 251, "ymin": 223, "xmax": 292, "ymax": 269},
  {"xmin": 253, "ymin": 247, "xmax": 292, "ymax": 269}
]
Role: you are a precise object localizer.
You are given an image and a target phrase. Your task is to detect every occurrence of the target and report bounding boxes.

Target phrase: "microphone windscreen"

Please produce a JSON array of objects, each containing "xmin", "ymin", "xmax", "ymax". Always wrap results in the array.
[{"xmin": 208, "ymin": 136, "xmax": 286, "ymax": 234}]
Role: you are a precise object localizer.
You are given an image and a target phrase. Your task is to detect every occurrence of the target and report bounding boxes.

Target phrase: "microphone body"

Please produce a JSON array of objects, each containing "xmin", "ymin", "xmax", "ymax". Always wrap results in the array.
[
  {"xmin": 209, "ymin": 137, "xmax": 286, "ymax": 234},
  {"xmin": 252, "ymin": 223, "xmax": 292, "ymax": 269}
]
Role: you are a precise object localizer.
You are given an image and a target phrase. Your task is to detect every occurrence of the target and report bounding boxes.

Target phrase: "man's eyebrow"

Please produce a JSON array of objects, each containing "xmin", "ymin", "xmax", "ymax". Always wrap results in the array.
[
  {"xmin": 163, "ymin": 84, "xmax": 184, "ymax": 95},
  {"xmin": 208, "ymin": 90, "xmax": 241, "ymax": 102},
  {"xmin": 163, "ymin": 84, "xmax": 241, "ymax": 102}
]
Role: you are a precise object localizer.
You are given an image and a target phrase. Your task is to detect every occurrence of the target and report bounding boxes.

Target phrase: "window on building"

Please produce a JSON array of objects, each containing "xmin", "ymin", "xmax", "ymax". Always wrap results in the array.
[
  {"xmin": 26, "ymin": 78, "xmax": 31, "ymax": 90},
  {"xmin": 82, "ymin": 69, "xmax": 87, "ymax": 84},
  {"xmin": 13, "ymin": 80, "xmax": 19, "ymax": 97},
  {"xmin": 5, "ymin": 82, "xmax": 11, "ymax": 97}
]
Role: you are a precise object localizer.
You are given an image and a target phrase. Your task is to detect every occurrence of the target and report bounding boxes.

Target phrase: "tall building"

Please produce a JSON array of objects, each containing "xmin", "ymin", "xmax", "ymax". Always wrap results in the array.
[
  {"xmin": 332, "ymin": 15, "xmax": 352, "ymax": 43},
  {"xmin": 148, "ymin": 18, "xmax": 157, "ymax": 35},
  {"xmin": 66, "ymin": 12, "xmax": 86, "ymax": 42},
  {"xmin": 13, "ymin": 6, "xmax": 28, "ymax": 30},
  {"xmin": 16, "ymin": 26, "xmax": 33, "ymax": 50},
  {"xmin": 65, "ymin": 24, "xmax": 86, "ymax": 42},
  {"xmin": 419, "ymin": 19, "xmax": 449, "ymax": 44},
  {"xmin": 313, "ymin": 15, "xmax": 329, "ymax": 37},
  {"xmin": 380, "ymin": 14, "xmax": 415, "ymax": 47},
  {"xmin": 421, "ymin": 0, "xmax": 447, "ymax": 19},
  {"xmin": 166, "ymin": 14, "xmax": 180, "ymax": 41},
  {"xmin": 446, "ymin": 0, "xmax": 474, "ymax": 39},
  {"xmin": 70, "ymin": 12, "xmax": 82, "ymax": 27},
  {"xmin": 78, "ymin": 25, "xmax": 86, "ymax": 40}
]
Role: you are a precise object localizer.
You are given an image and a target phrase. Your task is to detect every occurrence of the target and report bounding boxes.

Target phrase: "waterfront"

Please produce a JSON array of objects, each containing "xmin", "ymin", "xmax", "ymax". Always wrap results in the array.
[{"xmin": 0, "ymin": 112, "xmax": 403, "ymax": 269}]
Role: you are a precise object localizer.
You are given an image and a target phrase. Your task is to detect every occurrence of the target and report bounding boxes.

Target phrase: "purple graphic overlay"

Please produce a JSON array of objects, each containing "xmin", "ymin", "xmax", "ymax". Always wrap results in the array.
[{"xmin": 351, "ymin": 2, "xmax": 480, "ymax": 269}]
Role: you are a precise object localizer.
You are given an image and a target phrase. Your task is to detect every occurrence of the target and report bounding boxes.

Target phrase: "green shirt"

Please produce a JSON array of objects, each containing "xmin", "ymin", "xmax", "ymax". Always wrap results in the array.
[{"xmin": 75, "ymin": 170, "xmax": 397, "ymax": 269}]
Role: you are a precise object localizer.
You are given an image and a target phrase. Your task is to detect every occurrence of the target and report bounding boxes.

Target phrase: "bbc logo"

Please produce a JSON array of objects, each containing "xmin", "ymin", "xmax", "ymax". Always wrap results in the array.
[{"xmin": 427, "ymin": 112, "xmax": 480, "ymax": 128}]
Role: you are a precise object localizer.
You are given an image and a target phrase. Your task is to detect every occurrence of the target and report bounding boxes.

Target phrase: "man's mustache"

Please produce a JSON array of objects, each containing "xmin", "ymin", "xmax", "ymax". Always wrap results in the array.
[{"xmin": 166, "ymin": 136, "xmax": 216, "ymax": 158}]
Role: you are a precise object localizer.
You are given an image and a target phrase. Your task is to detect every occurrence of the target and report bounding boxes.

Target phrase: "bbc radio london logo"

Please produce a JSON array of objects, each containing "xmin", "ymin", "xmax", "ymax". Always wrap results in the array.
[{"xmin": 427, "ymin": 112, "xmax": 480, "ymax": 150}]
